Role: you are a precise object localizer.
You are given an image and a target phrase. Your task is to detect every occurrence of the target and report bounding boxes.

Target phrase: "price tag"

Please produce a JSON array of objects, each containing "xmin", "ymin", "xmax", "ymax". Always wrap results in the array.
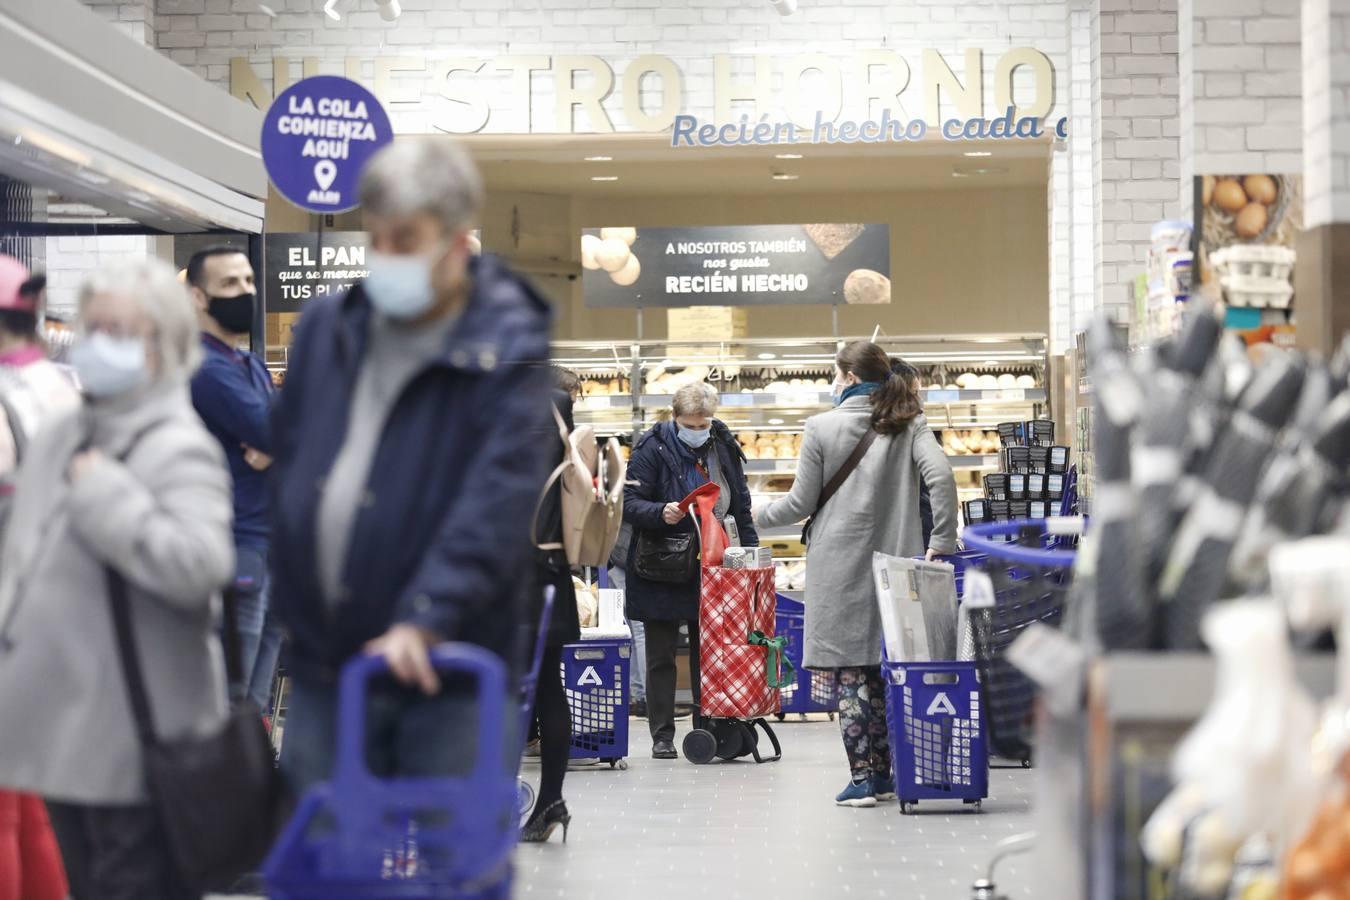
[
  {"xmin": 720, "ymin": 394, "xmax": 753, "ymax": 407},
  {"xmin": 927, "ymin": 390, "xmax": 960, "ymax": 403},
  {"xmin": 996, "ymin": 389, "xmax": 1027, "ymax": 401},
  {"xmin": 1005, "ymin": 623, "xmax": 1086, "ymax": 716}
]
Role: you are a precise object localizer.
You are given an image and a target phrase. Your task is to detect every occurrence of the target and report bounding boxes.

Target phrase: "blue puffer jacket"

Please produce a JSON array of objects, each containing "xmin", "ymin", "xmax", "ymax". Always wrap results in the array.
[
  {"xmin": 269, "ymin": 255, "xmax": 553, "ymax": 684},
  {"xmin": 623, "ymin": 419, "xmax": 757, "ymax": 622}
]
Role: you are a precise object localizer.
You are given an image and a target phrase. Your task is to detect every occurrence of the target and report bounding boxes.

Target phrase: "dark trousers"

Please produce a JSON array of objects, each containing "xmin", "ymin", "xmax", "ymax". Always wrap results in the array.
[
  {"xmin": 643, "ymin": 619, "xmax": 700, "ymax": 744},
  {"xmin": 533, "ymin": 644, "xmax": 571, "ymax": 813},
  {"xmin": 46, "ymin": 801, "xmax": 196, "ymax": 900}
]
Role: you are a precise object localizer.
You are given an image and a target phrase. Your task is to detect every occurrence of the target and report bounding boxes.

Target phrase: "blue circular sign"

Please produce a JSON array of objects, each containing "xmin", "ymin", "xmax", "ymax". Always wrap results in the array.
[{"xmin": 260, "ymin": 75, "xmax": 393, "ymax": 214}]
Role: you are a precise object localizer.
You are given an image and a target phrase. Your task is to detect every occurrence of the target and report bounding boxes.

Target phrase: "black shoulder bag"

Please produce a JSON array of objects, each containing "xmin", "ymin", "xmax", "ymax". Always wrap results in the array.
[
  {"xmin": 105, "ymin": 568, "xmax": 282, "ymax": 890},
  {"xmin": 801, "ymin": 428, "xmax": 878, "ymax": 544}
]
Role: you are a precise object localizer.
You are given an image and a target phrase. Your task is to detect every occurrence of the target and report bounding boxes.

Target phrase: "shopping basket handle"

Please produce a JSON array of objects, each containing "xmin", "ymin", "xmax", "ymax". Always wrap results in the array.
[{"xmin": 336, "ymin": 643, "xmax": 509, "ymax": 788}]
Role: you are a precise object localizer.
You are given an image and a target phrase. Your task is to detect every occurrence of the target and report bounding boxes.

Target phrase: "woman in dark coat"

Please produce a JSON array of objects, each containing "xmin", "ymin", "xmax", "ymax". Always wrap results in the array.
[
  {"xmin": 623, "ymin": 382, "xmax": 756, "ymax": 760},
  {"xmin": 521, "ymin": 376, "xmax": 580, "ymax": 843}
]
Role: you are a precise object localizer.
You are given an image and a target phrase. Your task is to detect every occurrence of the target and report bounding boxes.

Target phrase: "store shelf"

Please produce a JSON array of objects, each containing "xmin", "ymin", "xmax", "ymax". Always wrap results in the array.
[
  {"xmin": 745, "ymin": 454, "xmax": 1000, "ymax": 474},
  {"xmin": 579, "ymin": 388, "xmax": 1049, "ymax": 410}
]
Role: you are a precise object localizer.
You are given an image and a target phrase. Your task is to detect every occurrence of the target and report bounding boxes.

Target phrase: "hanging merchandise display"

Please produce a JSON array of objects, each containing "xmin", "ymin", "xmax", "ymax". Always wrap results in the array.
[{"xmin": 1140, "ymin": 601, "xmax": 1320, "ymax": 898}]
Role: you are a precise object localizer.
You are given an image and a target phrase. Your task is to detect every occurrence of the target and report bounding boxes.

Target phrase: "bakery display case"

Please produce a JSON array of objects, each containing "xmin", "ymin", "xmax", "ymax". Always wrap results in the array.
[{"xmin": 553, "ymin": 334, "xmax": 1051, "ymax": 574}]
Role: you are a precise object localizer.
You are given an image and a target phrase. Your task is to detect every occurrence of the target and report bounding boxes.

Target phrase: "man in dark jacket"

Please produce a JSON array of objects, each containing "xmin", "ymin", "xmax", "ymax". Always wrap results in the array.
[
  {"xmin": 269, "ymin": 140, "xmax": 553, "ymax": 795},
  {"xmin": 187, "ymin": 245, "xmax": 281, "ymax": 711},
  {"xmin": 623, "ymin": 383, "xmax": 757, "ymax": 759}
]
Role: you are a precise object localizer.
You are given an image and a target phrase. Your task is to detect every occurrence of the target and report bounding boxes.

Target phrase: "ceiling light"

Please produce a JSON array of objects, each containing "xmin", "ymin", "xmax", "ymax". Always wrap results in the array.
[
  {"xmin": 963, "ymin": 150, "xmax": 993, "ymax": 158},
  {"xmin": 771, "ymin": 173, "xmax": 799, "ymax": 181},
  {"xmin": 757, "ymin": 352, "xmax": 777, "ymax": 360},
  {"xmin": 584, "ymin": 156, "xmax": 613, "ymax": 162},
  {"xmin": 983, "ymin": 360, "xmax": 999, "ymax": 365},
  {"xmin": 767, "ymin": 418, "xmax": 785, "ymax": 425},
  {"xmin": 321, "ymin": 0, "xmax": 340, "ymax": 21},
  {"xmin": 591, "ymin": 176, "xmax": 619, "ymax": 182},
  {"xmin": 775, "ymin": 153, "xmax": 803, "ymax": 160},
  {"xmin": 374, "ymin": 0, "xmax": 401, "ymax": 20}
]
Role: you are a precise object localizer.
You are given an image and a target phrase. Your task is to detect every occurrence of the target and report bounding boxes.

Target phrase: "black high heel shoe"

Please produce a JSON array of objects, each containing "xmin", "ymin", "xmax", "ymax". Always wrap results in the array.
[{"xmin": 520, "ymin": 799, "xmax": 571, "ymax": 844}]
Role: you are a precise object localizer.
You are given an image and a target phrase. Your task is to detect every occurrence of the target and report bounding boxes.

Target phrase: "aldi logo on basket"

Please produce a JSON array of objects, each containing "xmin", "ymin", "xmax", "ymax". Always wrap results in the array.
[
  {"xmin": 926, "ymin": 692, "xmax": 958, "ymax": 717},
  {"xmin": 577, "ymin": 666, "xmax": 604, "ymax": 687}
]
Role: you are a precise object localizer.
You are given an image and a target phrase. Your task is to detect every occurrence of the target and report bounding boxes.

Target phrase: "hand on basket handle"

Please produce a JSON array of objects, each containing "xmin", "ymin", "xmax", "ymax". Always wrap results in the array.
[
  {"xmin": 365, "ymin": 623, "xmax": 442, "ymax": 695},
  {"xmin": 925, "ymin": 548, "xmax": 938, "ymax": 561}
]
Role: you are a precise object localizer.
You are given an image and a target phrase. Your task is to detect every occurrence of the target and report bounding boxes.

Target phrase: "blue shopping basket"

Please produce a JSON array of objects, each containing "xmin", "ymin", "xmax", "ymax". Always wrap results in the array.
[
  {"xmin": 563, "ymin": 638, "xmax": 630, "ymax": 767},
  {"xmin": 884, "ymin": 660, "xmax": 988, "ymax": 814},
  {"xmin": 774, "ymin": 594, "xmax": 836, "ymax": 718},
  {"xmin": 263, "ymin": 645, "xmax": 516, "ymax": 899},
  {"xmin": 960, "ymin": 519, "xmax": 1079, "ymax": 766}
]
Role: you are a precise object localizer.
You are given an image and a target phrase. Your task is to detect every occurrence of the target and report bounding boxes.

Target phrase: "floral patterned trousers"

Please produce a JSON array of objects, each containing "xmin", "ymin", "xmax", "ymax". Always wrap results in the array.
[{"xmin": 835, "ymin": 666, "xmax": 891, "ymax": 780}]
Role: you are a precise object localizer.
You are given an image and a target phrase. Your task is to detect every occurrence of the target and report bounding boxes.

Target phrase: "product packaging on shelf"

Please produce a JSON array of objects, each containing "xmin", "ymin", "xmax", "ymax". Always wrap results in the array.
[{"xmin": 984, "ymin": 473, "xmax": 1009, "ymax": 501}]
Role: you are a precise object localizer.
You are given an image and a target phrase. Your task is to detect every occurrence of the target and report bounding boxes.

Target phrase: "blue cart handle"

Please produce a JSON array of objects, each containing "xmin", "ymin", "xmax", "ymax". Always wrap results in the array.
[
  {"xmin": 336, "ymin": 643, "xmax": 509, "ymax": 788},
  {"xmin": 961, "ymin": 518, "xmax": 1083, "ymax": 568}
]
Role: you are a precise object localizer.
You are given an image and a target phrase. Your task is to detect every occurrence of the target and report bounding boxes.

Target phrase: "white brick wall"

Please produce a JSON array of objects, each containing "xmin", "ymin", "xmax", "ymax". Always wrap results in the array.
[
  {"xmin": 1069, "ymin": 0, "xmax": 1096, "ymax": 340},
  {"xmin": 80, "ymin": 0, "xmax": 156, "ymax": 45},
  {"xmin": 1303, "ymin": 0, "xmax": 1350, "ymax": 228},
  {"xmin": 44, "ymin": 236, "xmax": 166, "ymax": 320},
  {"xmin": 1093, "ymin": 0, "xmax": 1183, "ymax": 319},
  {"xmin": 153, "ymin": 0, "xmax": 1071, "ymax": 137},
  {"xmin": 1179, "ymin": 0, "xmax": 1302, "ymax": 218}
]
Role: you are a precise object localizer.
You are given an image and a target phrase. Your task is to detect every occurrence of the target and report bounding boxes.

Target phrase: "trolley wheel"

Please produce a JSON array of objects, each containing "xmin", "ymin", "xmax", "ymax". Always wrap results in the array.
[
  {"xmin": 683, "ymin": 729, "xmax": 717, "ymax": 765},
  {"xmin": 616, "ymin": 759, "xmax": 629, "ymax": 771},
  {"xmin": 900, "ymin": 802, "xmax": 916, "ymax": 815},
  {"xmin": 775, "ymin": 713, "xmax": 786, "ymax": 722},
  {"xmin": 1021, "ymin": 757, "xmax": 1032, "ymax": 769},
  {"xmin": 828, "ymin": 712, "xmax": 836, "ymax": 721},
  {"xmin": 964, "ymin": 799, "xmax": 983, "ymax": 812},
  {"xmin": 714, "ymin": 725, "xmax": 744, "ymax": 761}
]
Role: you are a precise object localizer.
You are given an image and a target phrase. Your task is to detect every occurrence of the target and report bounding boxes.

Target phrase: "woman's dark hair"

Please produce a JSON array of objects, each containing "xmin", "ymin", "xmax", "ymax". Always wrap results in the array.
[
  {"xmin": 0, "ymin": 309, "xmax": 36, "ymax": 341},
  {"xmin": 890, "ymin": 356, "xmax": 921, "ymax": 390},
  {"xmin": 551, "ymin": 365, "xmax": 581, "ymax": 397},
  {"xmin": 836, "ymin": 340, "xmax": 922, "ymax": 435}
]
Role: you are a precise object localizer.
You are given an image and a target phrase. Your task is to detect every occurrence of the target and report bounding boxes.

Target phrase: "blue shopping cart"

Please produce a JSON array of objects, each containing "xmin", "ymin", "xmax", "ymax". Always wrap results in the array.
[
  {"xmin": 263, "ymin": 645, "xmax": 517, "ymax": 900},
  {"xmin": 774, "ymin": 593, "xmax": 836, "ymax": 719},
  {"xmin": 960, "ymin": 519, "xmax": 1080, "ymax": 767}
]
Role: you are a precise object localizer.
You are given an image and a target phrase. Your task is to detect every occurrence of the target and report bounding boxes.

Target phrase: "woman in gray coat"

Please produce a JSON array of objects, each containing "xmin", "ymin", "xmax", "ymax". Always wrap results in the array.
[
  {"xmin": 0, "ymin": 259, "xmax": 234, "ymax": 899},
  {"xmin": 756, "ymin": 340, "xmax": 957, "ymax": 809}
]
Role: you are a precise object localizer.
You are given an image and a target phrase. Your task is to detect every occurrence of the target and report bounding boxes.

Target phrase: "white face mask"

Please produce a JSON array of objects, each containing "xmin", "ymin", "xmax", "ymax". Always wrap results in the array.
[
  {"xmin": 70, "ymin": 332, "xmax": 148, "ymax": 399},
  {"xmin": 363, "ymin": 242, "xmax": 452, "ymax": 321}
]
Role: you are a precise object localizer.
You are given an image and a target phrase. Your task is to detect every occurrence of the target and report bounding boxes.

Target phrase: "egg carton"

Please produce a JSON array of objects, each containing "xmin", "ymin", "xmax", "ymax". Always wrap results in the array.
[
  {"xmin": 1220, "ymin": 274, "xmax": 1294, "ymax": 309},
  {"xmin": 1210, "ymin": 244, "xmax": 1296, "ymax": 282}
]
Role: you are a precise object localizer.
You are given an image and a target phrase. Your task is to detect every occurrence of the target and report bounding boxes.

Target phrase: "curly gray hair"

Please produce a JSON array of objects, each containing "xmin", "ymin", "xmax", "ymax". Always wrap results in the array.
[
  {"xmin": 671, "ymin": 382, "xmax": 719, "ymax": 418},
  {"xmin": 79, "ymin": 258, "xmax": 201, "ymax": 380}
]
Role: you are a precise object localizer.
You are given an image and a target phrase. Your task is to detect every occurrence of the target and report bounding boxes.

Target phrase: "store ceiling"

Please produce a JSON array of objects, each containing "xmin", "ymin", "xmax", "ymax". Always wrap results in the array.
[{"xmin": 461, "ymin": 132, "xmax": 1051, "ymax": 196}]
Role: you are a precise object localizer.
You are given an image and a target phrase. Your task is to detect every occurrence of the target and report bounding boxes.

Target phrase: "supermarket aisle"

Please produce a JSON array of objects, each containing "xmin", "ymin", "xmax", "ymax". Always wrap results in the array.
[{"xmin": 515, "ymin": 719, "xmax": 1036, "ymax": 900}]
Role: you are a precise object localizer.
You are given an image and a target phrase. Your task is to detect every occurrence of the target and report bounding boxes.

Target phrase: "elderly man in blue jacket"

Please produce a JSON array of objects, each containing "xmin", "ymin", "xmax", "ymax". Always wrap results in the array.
[{"xmin": 269, "ymin": 139, "xmax": 553, "ymax": 794}]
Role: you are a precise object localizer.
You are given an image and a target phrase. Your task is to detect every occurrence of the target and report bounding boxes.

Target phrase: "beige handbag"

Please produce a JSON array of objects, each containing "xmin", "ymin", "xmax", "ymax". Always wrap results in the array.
[{"xmin": 533, "ymin": 405, "xmax": 626, "ymax": 567}]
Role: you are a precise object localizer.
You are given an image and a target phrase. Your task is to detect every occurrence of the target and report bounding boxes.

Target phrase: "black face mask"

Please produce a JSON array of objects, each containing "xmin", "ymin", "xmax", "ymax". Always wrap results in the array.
[{"xmin": 207, "ymin": 292, "xmax": 255, "ymax": 335}]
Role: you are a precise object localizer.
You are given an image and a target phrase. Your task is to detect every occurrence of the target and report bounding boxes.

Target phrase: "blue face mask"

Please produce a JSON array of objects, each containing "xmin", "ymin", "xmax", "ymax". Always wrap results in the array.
[
  {"xmin": 364, "ymin": 244, "xmax": 449, "ymax": 320},
  {"xmin": 677, "ymin": 425, "xmax": 711, "ymax": 449},
  {"xmin": 70, "ymin": 332, "xmax": 148, "ymax": 399}
]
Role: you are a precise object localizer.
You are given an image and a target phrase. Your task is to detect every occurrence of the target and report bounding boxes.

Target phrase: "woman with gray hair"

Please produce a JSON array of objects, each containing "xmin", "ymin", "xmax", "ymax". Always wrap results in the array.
[
  {"xmin": 0, "ymin": 259, "xmax": 234, "ymax": 899},
  {"xmin": 622, "ymin": 381, "xmax": 757, "ymax": 760}
]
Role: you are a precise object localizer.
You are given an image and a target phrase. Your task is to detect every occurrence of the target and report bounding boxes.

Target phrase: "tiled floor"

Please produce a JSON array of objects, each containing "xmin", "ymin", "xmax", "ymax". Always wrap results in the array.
[
  {"xmin": 214, "ymin": 716, "xmax": 1039, "ymax": 900},
  {"xmin": 514, "ymin": 717, "xmax": 1038, "ymax": 900}
]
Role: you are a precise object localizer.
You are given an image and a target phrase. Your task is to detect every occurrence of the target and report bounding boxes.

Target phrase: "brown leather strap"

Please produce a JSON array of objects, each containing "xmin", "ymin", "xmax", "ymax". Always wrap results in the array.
[{"xmin": 815, "ymin": 428, "xmax": 877, "ymax": 513}]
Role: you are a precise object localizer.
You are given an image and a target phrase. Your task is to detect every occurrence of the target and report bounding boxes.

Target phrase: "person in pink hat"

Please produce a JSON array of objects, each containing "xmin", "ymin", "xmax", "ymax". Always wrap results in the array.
[
  {"xmin": 0, "ymin": 255, "xmax": 79, "ymax": 531},
  {"xmin": 0, "ymin": 254, "xmax": 74, "ymax": 900}
]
